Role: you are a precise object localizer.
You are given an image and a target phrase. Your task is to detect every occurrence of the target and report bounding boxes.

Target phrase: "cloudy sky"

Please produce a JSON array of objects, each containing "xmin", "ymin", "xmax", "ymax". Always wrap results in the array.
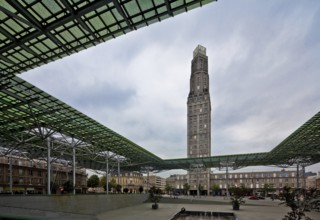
[{"xmin": 20, "ymin": 0, "xmax": 320, "ymax": 175}]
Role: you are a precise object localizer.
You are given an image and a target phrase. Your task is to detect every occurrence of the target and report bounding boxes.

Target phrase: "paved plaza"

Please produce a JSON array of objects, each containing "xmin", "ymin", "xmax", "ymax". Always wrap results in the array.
[
  {"xmin": 98, "ymin": 196, "xmax": 320, "ymax": 220},
  {"xmin": 1, "ymin": 195, "xmax": 319, "ymax": 220}
]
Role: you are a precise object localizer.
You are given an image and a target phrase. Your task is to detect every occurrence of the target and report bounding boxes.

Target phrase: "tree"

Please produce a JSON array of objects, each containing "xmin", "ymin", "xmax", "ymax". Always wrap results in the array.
[
  {"xmin": 229, "ymin": 184, "xmax": 248, "ymax": 198},
  {"xmin": 211, "ymin": 183, "xmax": 220, "ymax": 196},
  {"xmin": 165, "ymin": 183, "xmax": 173, "ymax": 195},
  {"xmin": 279, "ymin": 186, "xmax": 320, "ymax": 220},
  {"xmin": 99, "ymin": 176, "xmax": 106, "ymax": 189},
  {"xmin": 62, "ymin": 180, "xmax": 73, "ymax": 193},
  {"xmin": 198, "ymin": 184, "xmax": 204, "ymax": 195},
  {"xmin": 263, "ymin": 183, "xmax": 275, "ymax": 197},
  {"xmin": 229, "ymin": 184, "xmax": 248, "ymax": 210},
  {"xmin": 109, "ymin": 178, "xmax": 117, "ymax": 191},
  {"xmin": 87, "ymin": 175, "xmax": 99, "ymax": 187},
  {"xmin": 116, "ymin": 184, "xmax": 122, "ymax": 193},
  {"xmin": 183, "ymin": 183, "xmax": 190, "ymax": 196},
  {"xmin": 50, "ymin": 181, "xmax": 58, "ymax": 194},
  {"xmin": 149, "ymin": 186, "xmax": 162, "ymax": 209},
  {"xmin": 139, "ymin": 186, "xmax": 143, "ymax": 194}
]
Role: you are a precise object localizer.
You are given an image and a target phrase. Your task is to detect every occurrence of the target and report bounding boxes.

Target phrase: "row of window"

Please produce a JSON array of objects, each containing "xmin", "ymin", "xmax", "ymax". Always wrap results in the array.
[
  {"xmin": 213, "ymin": 172, "xmax": 294, "ymax": 179},
  {"xmin": 215, "ymin": 178, "xmax": 294, "ymax": 184},
  {"xmin": 188, "ymin": 108, "xmax": 209, "ymax": 115}
]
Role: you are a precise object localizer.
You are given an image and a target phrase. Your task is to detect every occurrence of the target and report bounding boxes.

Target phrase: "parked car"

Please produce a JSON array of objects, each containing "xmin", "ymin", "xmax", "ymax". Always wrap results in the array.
[
  {"xmin": 248, "ymin": 196, "xmax": 259, "ymax": 200},
  {"xmin": 258, "ymin": 196, "xmax": 265, "ymax": 200}
]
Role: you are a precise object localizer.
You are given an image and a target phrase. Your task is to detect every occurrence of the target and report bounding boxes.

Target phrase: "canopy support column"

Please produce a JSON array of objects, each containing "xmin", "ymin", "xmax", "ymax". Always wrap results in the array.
[
  {"xmin": 72, "ymin": 138, "xmax": 76, "ymax": 195},
  {"xmin": 196, "ymin": 165, "xmax": 200, "ymax": 197},
  {"xmin": 147, "ymin": 168, "xmax": 149, "ymax": 192},
  {"xmin": 47, "ymin": 137, "xmax": 51, "ymax": 195},
  {"xmin": 9, "ymin": 152, "xmax": 13, "ymax": 195},
  {"xmin": 117, "ymin": 156, "xmax": 120, "ymax": 193},
  {"xmin": 296, "ymin": 162, "xmax": 300, "ymax": 189},
  {"xmin": 105, "ymin": 152, "xmax": 109, "ymax": 194},
  {"xmin": 226, "ymin": 165, "xmax": 229, "ymax": 198},
  {"xmin": 302, "ymin": 164, "xmax": 306, "ymax": 189}
]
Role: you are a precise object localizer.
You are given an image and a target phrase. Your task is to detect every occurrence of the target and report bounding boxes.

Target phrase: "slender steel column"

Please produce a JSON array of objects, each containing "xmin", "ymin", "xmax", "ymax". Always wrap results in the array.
[
  {"xmin": 105, "ymin": 152, "xmax": 109, "ymax": 194},
  {"xmin": 9, "ymin": 153, "xmax": 13, "ymax": 195},
  {"xmin": 47, "ymin": 138, "xmax": 51, "ymax": 195},
  {"xmin": 147, "ymin": 168, "xmax": 149, "ymax": 192},
  {"xmin": 196, "ymin": 165, "xmax": 200, "ymax": 197},
  {"xmin": 296, "ymin": 162, "xmax": 300, "ymax": 189},
  {"xmin": 66, "ymin": 160, "xmax": 69, "ymax": 181},
  {"xmin": 72, "ymin": 140, "xmax": 76, "ymax": 195},
  {"xmin": 117, "ymin": 156, "xmax": 120, "ymax": 192},
  {"xmin": 226, "ymin": 166, "xmax": 229, "ymax": 198},
  {"xmin": 302, "ymin": 165, "xmax": 306, "ymax": 189}
]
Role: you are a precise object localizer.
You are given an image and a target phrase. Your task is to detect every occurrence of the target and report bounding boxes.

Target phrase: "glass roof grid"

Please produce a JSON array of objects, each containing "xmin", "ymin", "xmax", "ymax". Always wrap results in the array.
[
  {"xmin": 270, "ymin": 111, "xmax": 320, "ymax": 159},
  {"xmin": 42, "ymin": 1, "xmax": 63, "ymax": 15},
  {"xmin": 1, "ymin": 0, "xmax": 216, "ymax": 76},
  {"xmin": 124, "ymin": 0, "xmax": 141, "ymax": 17},
  {"xmin": 138, "ymin": 0, "xmax": 154, "ymax": 11},
  {"xmin": 3, "ymin": 18, "xmax": 25, "ymax": 35},
  {"xmin": 153, "ymin": 0, "xmax": 165, "ymax": 7},
  {"xmin": 30, "ymin": 2, "xmax": 51, "ymax": 21},
  {"xmin": 171, "ymin": 0, "xmax": 184, "ymax": 9}
]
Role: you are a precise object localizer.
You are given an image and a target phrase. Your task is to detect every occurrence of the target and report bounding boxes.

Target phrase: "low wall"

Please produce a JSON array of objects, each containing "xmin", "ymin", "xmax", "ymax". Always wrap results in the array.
[{"xmin": 0, "ymin": 193, "xmax": 148, "ymax": 219}]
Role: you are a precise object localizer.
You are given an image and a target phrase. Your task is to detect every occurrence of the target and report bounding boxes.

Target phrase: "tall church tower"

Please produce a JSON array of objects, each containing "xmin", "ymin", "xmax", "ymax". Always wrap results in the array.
[{"xmin": 187, "ymin": 45, "xmax": 211, "ymax": 195}]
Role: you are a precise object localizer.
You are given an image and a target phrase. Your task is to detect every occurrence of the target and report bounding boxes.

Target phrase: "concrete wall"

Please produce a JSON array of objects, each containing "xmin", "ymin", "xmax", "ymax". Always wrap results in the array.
[{"xmin": 0, "ymin": 194, "xmax": 148, "ymax": 219}]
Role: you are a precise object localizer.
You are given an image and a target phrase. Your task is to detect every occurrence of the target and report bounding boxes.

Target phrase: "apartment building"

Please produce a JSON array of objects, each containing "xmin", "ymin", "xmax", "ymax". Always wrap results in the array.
[
  {"xmin": 166, "ymin": 170, "xmax": 306, "ymax": 195},
  {"xmin": 0, "ymin": 155, "xmax": 87, "ymax": 194},
  {"xmin": 109, "ymin": 171, "xmax": 143, "ymax": 193},
  {"xmin": 143, "ymin": 175, "xmax": 166, "ymax": 192}
]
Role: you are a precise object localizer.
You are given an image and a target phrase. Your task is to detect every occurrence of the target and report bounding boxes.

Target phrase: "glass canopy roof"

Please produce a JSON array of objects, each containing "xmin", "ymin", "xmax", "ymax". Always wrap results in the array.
[{"xmin": 0, "ymin": 0, "xmax": 214, "ymax": 76}]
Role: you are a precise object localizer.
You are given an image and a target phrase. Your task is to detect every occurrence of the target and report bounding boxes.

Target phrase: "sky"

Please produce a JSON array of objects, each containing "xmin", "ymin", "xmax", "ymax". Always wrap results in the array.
[{"xmin": 20, "ymin": 0, "xmax": 320, "ymax": 176}]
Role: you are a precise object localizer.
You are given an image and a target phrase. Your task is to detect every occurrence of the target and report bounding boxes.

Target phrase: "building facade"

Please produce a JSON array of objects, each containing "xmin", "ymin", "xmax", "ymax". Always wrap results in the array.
[
  {"xmin": 109, "ymin": 171, "xmax": 144, "ymax": 193},
  {"xmin": 143, "ymin": 175, "xmax": 166, "ymax": 192},
  {"xmin": 187, "ymin": 45, "xmax": 211, "ymax": 195},
  {"xmin": 0, "ymin": 155, "xmax": 87, "ymax": 194},
  {"xmin": 166, "ymin": 170, "xmax": 305, "ymax": 196},
  {"xmin": 211, "ymin": 170, "xmax": 301, "ymax": 195}
]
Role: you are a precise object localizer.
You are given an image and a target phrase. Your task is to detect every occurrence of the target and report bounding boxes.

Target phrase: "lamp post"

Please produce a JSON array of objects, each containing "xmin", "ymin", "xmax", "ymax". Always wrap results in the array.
[{"xmin": 220, "ymin": 161, "xmax": 235, "ymax": 199}]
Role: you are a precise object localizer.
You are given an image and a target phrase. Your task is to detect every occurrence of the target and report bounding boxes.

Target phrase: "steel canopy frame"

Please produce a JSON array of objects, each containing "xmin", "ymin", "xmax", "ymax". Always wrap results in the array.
[
  {"xmin": 0, "ymin": 76, "xmax": 163, "ymax": 171},
  {"xmin": 1, "ymin": 75, "xmax": 319, "ymax": 171},
  {"xmin": 0, "ymin": 0, "xmax": 215, "ymax": 76}
]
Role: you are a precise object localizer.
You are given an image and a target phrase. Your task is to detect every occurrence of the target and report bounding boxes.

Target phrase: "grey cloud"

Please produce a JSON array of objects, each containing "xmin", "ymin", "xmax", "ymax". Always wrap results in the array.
[{"xmin": 20, "ymin": 0, "xmax": 320, "ymax": 172}]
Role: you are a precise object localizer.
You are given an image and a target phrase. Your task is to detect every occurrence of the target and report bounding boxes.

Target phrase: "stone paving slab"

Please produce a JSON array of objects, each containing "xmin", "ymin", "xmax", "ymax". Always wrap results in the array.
[{"xmin": 97, "ymin": 196, "xmax": 320, "ymax": 220}]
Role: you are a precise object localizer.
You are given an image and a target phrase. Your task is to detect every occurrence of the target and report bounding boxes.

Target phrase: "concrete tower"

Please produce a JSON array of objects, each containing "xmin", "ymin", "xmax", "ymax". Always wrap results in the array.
[{"xmin": 187, "ymin": 45, "xmax": 211, "ymax": 195}]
